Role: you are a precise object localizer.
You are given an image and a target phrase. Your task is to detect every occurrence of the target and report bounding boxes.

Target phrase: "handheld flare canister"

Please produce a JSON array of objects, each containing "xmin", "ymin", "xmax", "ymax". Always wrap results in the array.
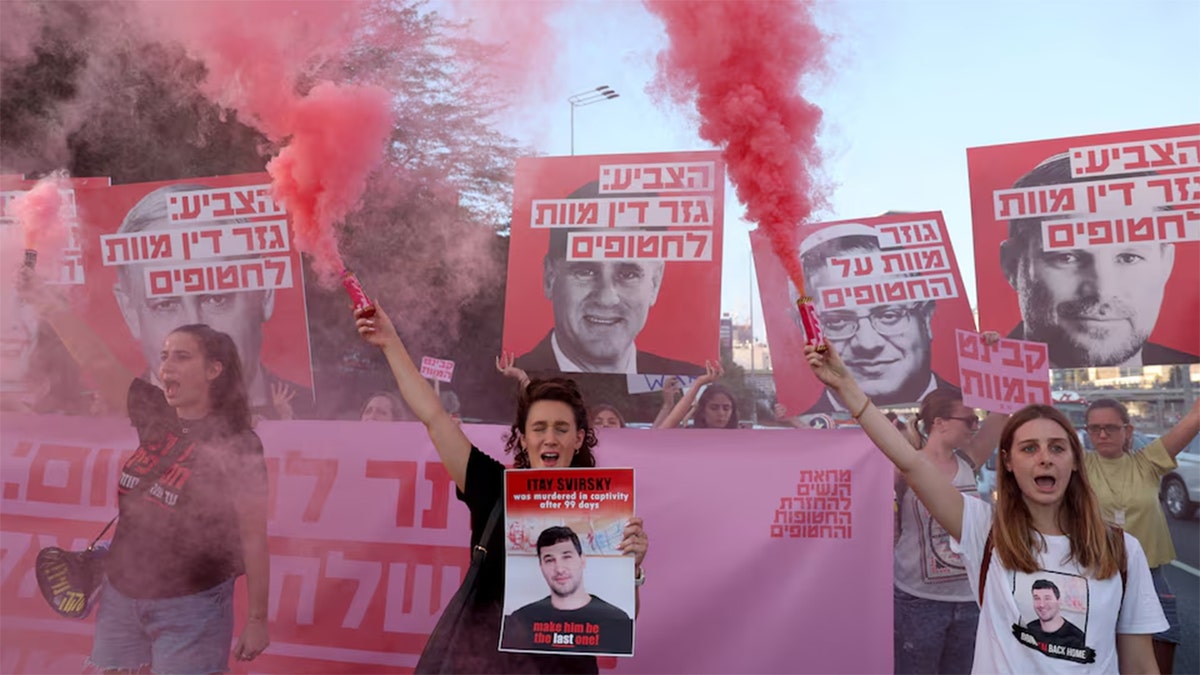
[
  {"xmin": 341, "ymin": 269, "xmax": 375, "ymax": 318},
  {"xmin": 796, "ymin": 297, "xmax": 827, "ymax": 352}
]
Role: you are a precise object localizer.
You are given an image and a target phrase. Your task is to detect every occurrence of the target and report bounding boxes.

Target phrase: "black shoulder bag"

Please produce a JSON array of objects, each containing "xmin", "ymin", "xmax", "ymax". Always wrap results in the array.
[
  {"xmin": 35, "ymin": 431, "xmax": 191, "ymax": 619},
  {"xmin": 414, "ymin": 501, "xmax": 504, "ymax": 674}
]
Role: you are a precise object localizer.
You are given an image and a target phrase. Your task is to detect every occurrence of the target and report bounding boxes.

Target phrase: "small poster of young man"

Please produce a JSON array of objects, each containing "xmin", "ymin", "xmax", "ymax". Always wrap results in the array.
[
  {"xmin": 1011, "ymin": 571, "xmax": 1096, "ymax": 664},
  {"xmin": 500, "ymin": 467, "xmax": 636, "ymax": 657}
]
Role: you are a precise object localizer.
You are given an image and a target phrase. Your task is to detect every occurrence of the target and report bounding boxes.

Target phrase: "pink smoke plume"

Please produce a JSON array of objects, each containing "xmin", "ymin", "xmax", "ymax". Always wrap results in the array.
[
  {"xmin": 449, "ymin": 0, "xmax": 565, "ymax": 102},
  {"xmin": 644, "ymin": 0, "xmax": 826, "ymax": 294},
  {"xmin": 132, "ymin": 1, "xmax": 396, "ymax": 283},
  {"xmin": 10, "ymin": 171, "xmax": 71, "ymax": 256}
]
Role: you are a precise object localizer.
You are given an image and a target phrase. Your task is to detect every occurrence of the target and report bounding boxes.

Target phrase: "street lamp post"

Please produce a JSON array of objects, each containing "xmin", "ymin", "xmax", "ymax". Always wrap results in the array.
[{"xmin": 568, "ymin": 85, "xmax": 619, "ymax": 155}]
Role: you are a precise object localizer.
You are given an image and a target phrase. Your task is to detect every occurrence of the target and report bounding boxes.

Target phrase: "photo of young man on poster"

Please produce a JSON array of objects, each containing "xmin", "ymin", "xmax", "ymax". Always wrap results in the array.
[
  {"xmin": 501, "ymin": 526, "xmax": 633, "ymax": 655},
  {"xmin": 1026, "ymin": 578, "xmax": 1087, "ymax": 650}
]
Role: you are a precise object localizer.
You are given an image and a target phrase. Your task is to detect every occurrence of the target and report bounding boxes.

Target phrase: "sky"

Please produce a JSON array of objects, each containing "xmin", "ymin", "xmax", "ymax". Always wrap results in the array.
[{"xmin": 447, "ymin": 0, "xmax": 1200, "ymax": 340}]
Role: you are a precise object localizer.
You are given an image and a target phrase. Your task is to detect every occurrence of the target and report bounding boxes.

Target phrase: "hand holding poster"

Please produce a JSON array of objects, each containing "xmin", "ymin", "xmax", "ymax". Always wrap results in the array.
[
  {"xmin": 752, "ymin": 212, "xmax": 977, "ymax": 416},
  {"xmin": 955, "ymin": 330, "xmax": 1050, "ymax": 414},
  {"xmin": 419, "ymin": 356, "xmax": 455, "ymax": 383},
  {"xmin": 967, "ymin": 124, "xmax": 1200, "ymax": 368},
  {"xmin": 500, "ymin": 468, "xmax": 636, "ymax": 657}
]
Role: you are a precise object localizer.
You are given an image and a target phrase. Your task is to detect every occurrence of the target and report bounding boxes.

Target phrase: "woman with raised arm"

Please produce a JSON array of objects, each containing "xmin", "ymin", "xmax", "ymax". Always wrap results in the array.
[
  {"xmin": 655, "ymin": 360, "xmax": 734, "ymax": 429},
  {"xmin": 806, "ymin": 339, "xmax": 1165, "ymax": 674},
  {"xmin": 360, "ymin": 306, "xmax": 648, "ymax": 673},
  {"xmin": 1083, "ymin": 397, "xmax": 1200, "ymax": 673},
  {"xmin": 892, "ymin": 385, "xmax": 1007, "ymax": 674},
  {"xmin": 91, "ymin": 324, "xmax": 270, "ymax": 672}
]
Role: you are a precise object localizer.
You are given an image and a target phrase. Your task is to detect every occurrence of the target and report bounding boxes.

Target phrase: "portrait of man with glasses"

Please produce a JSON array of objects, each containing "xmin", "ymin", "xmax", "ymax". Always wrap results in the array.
[{"xmin": 795, "ymin": 223, "xmax": 952, "ymax": 414}]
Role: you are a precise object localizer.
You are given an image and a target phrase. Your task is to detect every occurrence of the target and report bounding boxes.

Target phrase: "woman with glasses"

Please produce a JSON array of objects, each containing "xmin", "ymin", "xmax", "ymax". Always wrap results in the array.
[
  {"xmin": 1082, "ymin": 397, "xmax": 1200, "ymax": 674},
  {"xmin": 892, "ymin": 379, "xmax": 1008, "ymax": 674}
]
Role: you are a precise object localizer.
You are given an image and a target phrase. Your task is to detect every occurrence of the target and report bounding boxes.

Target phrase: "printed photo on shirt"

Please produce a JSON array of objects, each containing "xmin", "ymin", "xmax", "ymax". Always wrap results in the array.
[{"xmin": 1011, "ymin": 570, "xmax": 1096, "ymax": 664}]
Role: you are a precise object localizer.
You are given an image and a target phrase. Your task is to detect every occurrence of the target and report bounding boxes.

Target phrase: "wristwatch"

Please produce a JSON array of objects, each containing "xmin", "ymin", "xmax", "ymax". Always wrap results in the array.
[{"xmin": 634, "ymin": 566, "xmax": 646, "ymax": 587}]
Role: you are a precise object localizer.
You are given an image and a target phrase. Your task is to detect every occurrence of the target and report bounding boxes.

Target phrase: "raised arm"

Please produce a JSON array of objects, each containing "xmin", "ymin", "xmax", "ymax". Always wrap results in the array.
[
  {"xmin": 806, "ymin": 341, "xmax": 965, "ymax": 540},
  {"xmin": 651, "ymin": 376, "xmax": 684, "ymax": 428},
  {"xmin": 357, "ymin": 305, "xmax": 471, "ymax": 491},
  {"xmin": 1160, "ymin": 397, "xmax": 1200, "ymax": 459},
  {"xmin": 654, "ymin": 361, "xmax": 721, "ymax": 429}
]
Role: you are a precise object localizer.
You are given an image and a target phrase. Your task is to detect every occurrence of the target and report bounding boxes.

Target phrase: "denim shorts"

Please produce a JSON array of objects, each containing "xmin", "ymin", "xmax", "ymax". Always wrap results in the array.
[
  {"xmin": 1149, "ymin": 566, "xmax": 1181, "ymax": 645},
  {"xmin": 89, "ymin": 576, "xmax": 235, "ymax": 674}
]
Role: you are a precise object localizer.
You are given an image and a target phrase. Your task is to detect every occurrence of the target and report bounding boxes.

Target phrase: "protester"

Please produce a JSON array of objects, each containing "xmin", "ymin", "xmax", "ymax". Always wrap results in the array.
[
  {"xmin": 590, "ymin": 403, "xmax": 626, "ymax": 429},
  {"xmin": 1083, "ymin": 397, "xmax": 1200, "ymax": 673},
  {"xmin": 91, "ymin": 324, "xmax": 270, "ymax": 672},
  {"xmin": 357, "ymin": 304, "xmax": 648, "ymax": 673},
  {"xmin": 651, "ymin": 375, "xmax": 684, "ymax": 428},
  {"xmin": 655, "ymin": 361, "xmax": 735, "ymax": 429},
  {"xmin": 359, "ymin": 391, "xmax": 409, "ymax": 422},
  {"xmin": 892, "ymin": 381, "xmax": 1007, "ymax": 674},
  {"xmin": 806, "ymin": 339, "xmax": 1165, "ymax": 673}
]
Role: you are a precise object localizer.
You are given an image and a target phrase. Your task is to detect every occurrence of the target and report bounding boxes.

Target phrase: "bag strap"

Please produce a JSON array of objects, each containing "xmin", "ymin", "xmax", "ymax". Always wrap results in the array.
[
  {"xmin": 471, "ymin": 501, "xmax": 504, "ymax": 566},
  {"xmin": 90, "ymin": 429, "xmax": 195, "ymax": 550}
]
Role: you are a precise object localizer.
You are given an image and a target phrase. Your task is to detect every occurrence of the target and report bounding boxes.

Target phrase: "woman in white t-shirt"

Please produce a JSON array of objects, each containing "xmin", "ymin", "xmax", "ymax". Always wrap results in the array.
[{"xmin": 806, "ymin": 340, "xmax": 1166, "ymax": 674}]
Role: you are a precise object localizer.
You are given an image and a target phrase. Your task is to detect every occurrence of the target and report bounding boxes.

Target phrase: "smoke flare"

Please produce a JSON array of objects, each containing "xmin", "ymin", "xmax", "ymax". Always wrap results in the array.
[
  {"xmin": 644, "ymin": 0, "xmax": 827, "ymax": 293},
  {"xmin": 10, "ymin": 170, "xmax": 71, "ymax": 254}
]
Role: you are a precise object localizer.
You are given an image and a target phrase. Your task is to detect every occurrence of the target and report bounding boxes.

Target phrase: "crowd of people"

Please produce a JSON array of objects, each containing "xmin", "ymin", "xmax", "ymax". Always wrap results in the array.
[{"xmin": 5, "ymin": 260, "xmax": 1199, "ymax": 674}]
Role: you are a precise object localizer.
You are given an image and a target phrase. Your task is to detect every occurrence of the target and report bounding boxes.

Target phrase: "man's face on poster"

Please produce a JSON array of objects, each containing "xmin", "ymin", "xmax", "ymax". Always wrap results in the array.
[
  {"xmin": 806, "ymin": 263, "xmax": 933, "ymax": 401},
  {"xmin": 115, "ymin": 267, "xmax": 272, "ymax": 378},
  {"xmin": 1007, "ymin": 234, "xmax": 1174, "ymax": 366},
  {"xmin": 538, "ymin": 539, "xmax": 585, "ymax": 598},
  {"xmin": 544, "ymin": 257, "xmax": 664, "ymax": 366},
  {"xmin": 1032, "ymin": 586, "xmax": 1061, "ymax": 623}
]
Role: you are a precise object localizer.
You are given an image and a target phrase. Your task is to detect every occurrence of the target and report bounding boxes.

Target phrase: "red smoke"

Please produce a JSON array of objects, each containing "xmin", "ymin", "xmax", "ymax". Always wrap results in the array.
[
  {"xmin": 644, "ymin": 0, "xmax": 826, "ymax": 294},
  {"xmin": 10, "ymin": 171, "xmax": 70, "ymax": 253},
  {"xmin": 132, "ymin": 0, "xmax": 395, "ymax": 283}
]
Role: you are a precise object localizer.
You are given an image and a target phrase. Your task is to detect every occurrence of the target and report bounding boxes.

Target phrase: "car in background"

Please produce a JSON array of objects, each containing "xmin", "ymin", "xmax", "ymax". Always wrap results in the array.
[{"xmin": 1161, "ymin": 436, "xmax": 1199, "ymax": 520}]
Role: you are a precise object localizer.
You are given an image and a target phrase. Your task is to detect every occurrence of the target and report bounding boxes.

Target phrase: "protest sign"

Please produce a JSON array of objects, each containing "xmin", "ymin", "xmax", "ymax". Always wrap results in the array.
[
  {"xmin": 753, "ymin": 212, "xmax": 977, "ymax": 416},
  {"xmin": 955, "ymin": 330, "xmax": 1051, "ymax": 414},
  {"xmin": 503, "ymin": 151, "xmax": 724, "ymax": 375},
  {"xmin": 967, "ymin": 124, "xmax": 1200, "ymax": 367},
  {"xmin": 500, "ymin": 467, "xmax": 636, "ymax": 657}
]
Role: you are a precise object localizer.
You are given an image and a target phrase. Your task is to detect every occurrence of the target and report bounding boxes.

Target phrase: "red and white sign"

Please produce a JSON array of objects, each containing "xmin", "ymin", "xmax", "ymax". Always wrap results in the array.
[
  {"xmin": 419, "ymin": 356, "xmax": 455, "ymax": 383},
  {"xmin": 967, "ymin": 124, "xmax": 1200, "ymax": 367},
  {"xmin": 955, "ymin": 330, "xmax": 1051, "ymax": 414},
  {"xmin": 502, "ymin": 151, "xmax": 725, "ymax": 375},
  {"xmin": 753, "ymin": 211, "xmax": 977, "ymax": 416}
]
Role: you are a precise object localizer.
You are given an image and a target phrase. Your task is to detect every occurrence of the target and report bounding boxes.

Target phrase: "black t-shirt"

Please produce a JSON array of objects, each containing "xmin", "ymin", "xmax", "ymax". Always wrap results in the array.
[
  {"xmin": 503, "ymin": 595, "xmax": 634, "ymax": 655},
  {"xmin": 106, "ymin": 379, "xmax": 267, "ymax": 599},
  {"xmin": 450, "ymin": 447, "xmax": 598, "ymax": 674},
  {"xmin": 1026, "ymin": 617, "xmax": 1088, "ymax": 650}
]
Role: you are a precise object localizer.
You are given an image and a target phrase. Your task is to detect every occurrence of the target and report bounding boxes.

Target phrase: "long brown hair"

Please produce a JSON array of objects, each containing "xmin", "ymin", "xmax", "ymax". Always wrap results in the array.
[
  {"xmin": 504, "ymin": 378, "xmax": 597, "ymax": 469},
  {"xmin": 170, "ymin": 324, "xmax": 252, "ymax": 434},
  {"xmin": 992, "ymin": 405, "xmax": 1123, "ymax": 578}
]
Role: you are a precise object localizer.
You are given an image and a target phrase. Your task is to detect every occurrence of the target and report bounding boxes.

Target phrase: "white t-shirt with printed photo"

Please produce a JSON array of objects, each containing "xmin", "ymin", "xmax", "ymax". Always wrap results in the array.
[{"xmin": 951, "ymin": 496, "xmax": 1166, "ymax": 674}]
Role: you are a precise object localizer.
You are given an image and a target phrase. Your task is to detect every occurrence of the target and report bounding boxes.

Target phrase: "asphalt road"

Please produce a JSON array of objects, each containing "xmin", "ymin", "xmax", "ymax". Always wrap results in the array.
[{"xmin": 1167, "ymin": 514, "xmax": 1198, "ymax": 675}]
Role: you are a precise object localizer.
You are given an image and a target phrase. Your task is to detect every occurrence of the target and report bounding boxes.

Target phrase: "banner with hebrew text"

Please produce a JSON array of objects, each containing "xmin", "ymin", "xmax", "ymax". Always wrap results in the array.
[{"xmin": 0, "ymin": 416, "xmax": 892, "ymax": 674}]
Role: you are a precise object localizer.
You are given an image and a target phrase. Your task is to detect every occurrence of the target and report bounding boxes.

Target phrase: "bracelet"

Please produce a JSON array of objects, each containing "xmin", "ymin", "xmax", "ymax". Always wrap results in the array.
[
  {"xmin": 851, "ymin": 397, "xmax": 872, "ymax": 420},
  {"xmin": 634, "ymin": 566, "xmax": 646, "ymax": 587}
]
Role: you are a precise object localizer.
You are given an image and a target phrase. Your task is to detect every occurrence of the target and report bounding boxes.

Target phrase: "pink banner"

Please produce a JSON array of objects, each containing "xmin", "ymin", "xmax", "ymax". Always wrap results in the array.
[{"xmin": 0, "ymin": 416, "xmax": 893, "ymax": 674}]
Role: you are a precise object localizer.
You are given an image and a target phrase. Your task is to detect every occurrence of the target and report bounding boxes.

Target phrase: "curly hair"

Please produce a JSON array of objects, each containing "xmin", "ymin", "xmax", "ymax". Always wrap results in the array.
[{"xmin": 504, "ymin": 378, "xmax": 597, "ymax": 469}]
